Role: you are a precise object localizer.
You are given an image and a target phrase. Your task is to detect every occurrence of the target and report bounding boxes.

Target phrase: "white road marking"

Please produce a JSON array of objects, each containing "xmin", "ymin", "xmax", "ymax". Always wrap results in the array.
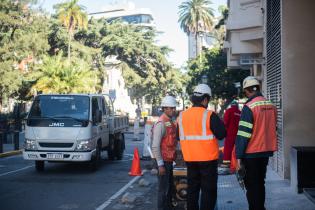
[
  {"xmin": 0, "ymin": 165, "xmax": 33, "ymax": 177},
  {"xmin": 95, "ymin": 170, "xmax": 147, "ymax": 210}
]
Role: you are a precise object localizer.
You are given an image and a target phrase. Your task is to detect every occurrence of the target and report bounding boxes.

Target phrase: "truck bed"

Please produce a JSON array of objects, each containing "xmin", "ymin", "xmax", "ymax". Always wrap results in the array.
[{"xmin": 108, "ymin": 115, "xmax": 129, "ymax": 134}]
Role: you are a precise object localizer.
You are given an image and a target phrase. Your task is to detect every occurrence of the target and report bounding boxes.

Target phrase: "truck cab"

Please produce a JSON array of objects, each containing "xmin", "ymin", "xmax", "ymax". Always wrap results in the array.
[{"xmin": 23, "ymin": 94, "xmax": 128, "ymax": 171}]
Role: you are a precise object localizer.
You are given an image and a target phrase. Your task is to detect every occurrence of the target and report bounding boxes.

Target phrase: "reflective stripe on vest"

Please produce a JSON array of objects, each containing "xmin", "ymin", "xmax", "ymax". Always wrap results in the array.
[
  {"xmin": 239, "ymin": 120, "xmax": 253, "ymax": 129},
  {"xmin": 179, "ymin": 110, "xmax": 215, "ymax": 141},
  {"xmin": 178, "ymin": 107, "xmax": 219, "ymax": 161}
]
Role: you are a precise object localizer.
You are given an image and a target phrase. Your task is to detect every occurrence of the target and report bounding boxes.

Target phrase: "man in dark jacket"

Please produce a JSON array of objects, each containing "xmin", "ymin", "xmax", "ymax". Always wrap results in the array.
[{"xmin": 236, "ymin": 76, "xmax": 278, "ymax": 210}]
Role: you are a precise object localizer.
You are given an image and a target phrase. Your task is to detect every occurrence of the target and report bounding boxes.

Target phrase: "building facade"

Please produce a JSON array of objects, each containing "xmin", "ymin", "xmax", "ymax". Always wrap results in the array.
[{"xmin": 225, "ymin": 0, "xmax": 315, "ymax": 180}]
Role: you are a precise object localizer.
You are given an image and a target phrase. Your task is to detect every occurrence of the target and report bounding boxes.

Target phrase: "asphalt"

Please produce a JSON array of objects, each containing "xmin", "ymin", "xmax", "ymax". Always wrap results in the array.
[{"xmin": 1, "ymin": 127, "xmax": 315, "ymax": 210}]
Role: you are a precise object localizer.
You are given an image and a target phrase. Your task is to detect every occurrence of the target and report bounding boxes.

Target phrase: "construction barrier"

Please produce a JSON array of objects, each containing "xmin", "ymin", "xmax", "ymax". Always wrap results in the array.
[{"xmin": 142, "ymin": 116, "xmax": 158, "ymax": 159}]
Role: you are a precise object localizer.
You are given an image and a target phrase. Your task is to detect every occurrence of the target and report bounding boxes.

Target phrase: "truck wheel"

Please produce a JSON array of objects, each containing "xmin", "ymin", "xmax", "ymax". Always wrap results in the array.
[
  {"xmin": 35, "ymin": 160, "xmax": 44, "ymax": 172},
  {"xmin": 107, "ymin": 136, "xmax": 115, "ymax": 160},
  {"xmin": 90, "ymin": 140, "xmax": 101, "ymax": 171},
  {"xmin": 115, "ymin": 133, "xmax": 125, "ymax": 160}
]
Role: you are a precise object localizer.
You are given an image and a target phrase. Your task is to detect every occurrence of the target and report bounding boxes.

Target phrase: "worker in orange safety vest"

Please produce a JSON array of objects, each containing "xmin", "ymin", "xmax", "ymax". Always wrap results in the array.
[
  {"xmin": 178, "ymin": 84, "xmax": 226, "ymax": 210},
  {"xmin": 235, "ymin": 76, "xmax": 278, "ymax": 210},
  {"xmin": 151, "ymin": 95, "xmax": 178, "ymax": 210}
]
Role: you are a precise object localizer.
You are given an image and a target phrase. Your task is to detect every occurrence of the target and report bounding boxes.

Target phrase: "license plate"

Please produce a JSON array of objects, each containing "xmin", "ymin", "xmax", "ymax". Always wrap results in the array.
[{"xmin": 47, "ymin": 153, "xmax": 63, "ymax": 159}]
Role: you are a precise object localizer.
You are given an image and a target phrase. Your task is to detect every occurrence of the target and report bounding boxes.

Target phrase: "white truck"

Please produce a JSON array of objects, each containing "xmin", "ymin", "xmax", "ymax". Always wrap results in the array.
[{"xmin": 23, "ymin": 94, "xmax": 129, "ymax": 171}]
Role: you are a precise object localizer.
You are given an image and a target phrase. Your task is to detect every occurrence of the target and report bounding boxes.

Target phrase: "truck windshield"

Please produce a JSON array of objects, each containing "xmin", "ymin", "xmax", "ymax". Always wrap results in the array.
[{"xmin": 29, "ymin": 95, "xmax": 90, "ymax": 120}]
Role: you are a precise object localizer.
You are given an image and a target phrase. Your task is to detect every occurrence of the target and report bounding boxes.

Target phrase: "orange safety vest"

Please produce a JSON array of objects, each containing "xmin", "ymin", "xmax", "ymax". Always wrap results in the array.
[
  {"xmin": 158, "ymin": 114, "xmax": 177, "ymax": 162},
  {"xmin": 178, "ymin": 107, "xmax": 219, "ymax": 161},
  {"xmin": 245, "ymin": 96, "xmax": 278, "ymax": 154}
]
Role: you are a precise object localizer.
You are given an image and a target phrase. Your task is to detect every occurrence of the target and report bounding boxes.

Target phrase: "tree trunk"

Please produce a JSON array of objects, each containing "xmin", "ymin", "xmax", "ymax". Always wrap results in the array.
[{"xmin": 68, "ymin": 32, "xmax": 71, "ymax": 62}]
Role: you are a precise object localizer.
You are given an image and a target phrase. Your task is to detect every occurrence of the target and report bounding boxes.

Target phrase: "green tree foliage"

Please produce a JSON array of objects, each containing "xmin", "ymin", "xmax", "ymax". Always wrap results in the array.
[
  {"xmin": 48, "ymin": 17, "xmax": 106, "ymax": 92},
  {"xmin": 186, "ymin": 47, "xmax": 249, "ymax": 100},
  {"xmin": 28, "ymin": 53, "xmax": 99, "ymax": 94},
  {"xmin": 54, "ymin": 0, "xmax": 88, "ymax": 62},
  {"xmin": 215, "ymin": 5, "xmax": 228, "ymax": 29},
  {"xmin": 0, "ymin": 1, "xmax": 185, "ymax": 109},
  {"xmin": 100, "ymin": 21, "xmax": 185, "ymax": 104},
  {"xmin": 0, "ymin": 0, "xmax": 49, "ymax": 106}
]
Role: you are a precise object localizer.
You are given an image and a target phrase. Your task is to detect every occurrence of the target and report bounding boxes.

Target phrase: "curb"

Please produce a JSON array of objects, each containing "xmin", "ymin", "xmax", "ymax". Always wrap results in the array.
[
  {"xmin": 0, "ymin": 149, "xmax": 23, "ymax": 158},
  {"xmin": 124, "ymin": 131, "xmax": 144, "ymax": 134}
]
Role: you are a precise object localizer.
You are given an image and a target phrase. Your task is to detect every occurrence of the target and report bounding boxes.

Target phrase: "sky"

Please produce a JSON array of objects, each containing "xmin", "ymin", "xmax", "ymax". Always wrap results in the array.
[{"xmin": 38, "ymin": 0, "xmax": 227, "ymax": 68}]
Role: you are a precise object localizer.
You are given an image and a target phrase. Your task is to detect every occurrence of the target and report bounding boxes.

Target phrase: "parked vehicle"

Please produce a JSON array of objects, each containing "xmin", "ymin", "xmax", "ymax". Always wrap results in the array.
[{"xmin": 23, "ymin": 94, "xmax": 128, "ymax": 171}]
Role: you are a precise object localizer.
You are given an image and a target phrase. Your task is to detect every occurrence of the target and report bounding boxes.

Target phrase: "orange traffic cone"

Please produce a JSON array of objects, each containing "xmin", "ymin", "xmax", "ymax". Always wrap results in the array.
[{"xmin": 129, "ymin": 147, "xmax": 142, "ymax": 176}]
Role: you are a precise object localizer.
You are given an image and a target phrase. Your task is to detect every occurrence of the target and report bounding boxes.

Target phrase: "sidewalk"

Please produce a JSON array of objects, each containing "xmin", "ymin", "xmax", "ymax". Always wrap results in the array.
[
  {"xmin": 0, "ymin": 131, "xmax": 24, "ymax": 157},
  {"xmin": 105, "ymin": 163, "xmax": 315, "ymax": 210},
  {"xmin": 217, "ymin": 167, "xmax": 315, "ymax": 210}
]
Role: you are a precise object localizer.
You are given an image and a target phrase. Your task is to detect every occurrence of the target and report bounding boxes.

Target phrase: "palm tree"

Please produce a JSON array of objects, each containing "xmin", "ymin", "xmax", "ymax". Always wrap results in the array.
[
  {"xmin": 31, "ymin": 53, "xmax": 99, "ymax": 94},
  {"xmin": 178, "ymin": 0, "xmax": 214, "ymax": 57},
  {"xmin": 54, "ymin": 0, "xmax": 87, "ymax": 62}
]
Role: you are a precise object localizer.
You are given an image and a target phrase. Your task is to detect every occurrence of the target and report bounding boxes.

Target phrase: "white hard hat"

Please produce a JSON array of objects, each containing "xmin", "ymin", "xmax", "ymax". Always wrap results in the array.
[
  {"xmin": 242, "ymin": 76, "xmax": 260, "ymax": 89},
  {"xmin": 160, "ymin": 96, "xmax": 177, "ymax": 107},
  {"xmin": 193, "ymin": 84, "xmax": 212, "ymax": 97}
]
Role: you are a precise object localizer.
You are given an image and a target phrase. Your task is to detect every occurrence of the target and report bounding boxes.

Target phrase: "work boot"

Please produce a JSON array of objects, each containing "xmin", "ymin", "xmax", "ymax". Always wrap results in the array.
[
  {"xmin": 218, "ymin": 163, "xmax": 231, "ymax": 175},
  {"xmin": 218, "ymin": 166, "xmax": 230, "ymax": 175}
]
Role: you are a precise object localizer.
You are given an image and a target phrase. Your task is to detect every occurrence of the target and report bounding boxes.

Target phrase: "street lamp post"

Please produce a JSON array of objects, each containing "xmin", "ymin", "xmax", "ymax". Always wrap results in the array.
[
  {"xmin": 201, "ymin": 75, "xmax": 208, "ymax": 84},
  {"xmin": 234, "ymin": 82, "xmax": 241, "ymax": 97},
  {"xmin": 196, "ymin": 20, "xmax": 204, "ymax": 57}
]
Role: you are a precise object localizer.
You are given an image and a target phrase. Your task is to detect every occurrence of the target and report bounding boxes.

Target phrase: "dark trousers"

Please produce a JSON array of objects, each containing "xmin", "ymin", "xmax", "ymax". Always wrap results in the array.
[
  {"xmin": 243, "ymin": 157, "xmax": 269, "ymax": 210},
  {"xmin": 158, "ymin": 162, "xmax": 174, "ymax": 210},
  {"xmin": 186, "ymin": 160, "xmax": 218, "ymax": 210}
]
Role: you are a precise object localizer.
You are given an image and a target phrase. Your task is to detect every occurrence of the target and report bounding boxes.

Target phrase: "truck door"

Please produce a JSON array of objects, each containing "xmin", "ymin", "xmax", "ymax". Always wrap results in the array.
[
  {"xmin": 91, "ymin": 97, "xmax": 104, "ymax": 144},
  {"xmin": 100, "ymin": 96, "xmax": 109, "ymax": 147}
]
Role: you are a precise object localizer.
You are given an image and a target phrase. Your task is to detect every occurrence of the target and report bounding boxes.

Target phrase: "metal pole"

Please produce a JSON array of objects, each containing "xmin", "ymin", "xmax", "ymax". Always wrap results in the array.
[
  {"xmin": 0, "ymin": 132, "xmax": 3, "ymax": 153},
  {"xmin": 14, "ymin": 131, "xmax": 19, "ymax": 150}
]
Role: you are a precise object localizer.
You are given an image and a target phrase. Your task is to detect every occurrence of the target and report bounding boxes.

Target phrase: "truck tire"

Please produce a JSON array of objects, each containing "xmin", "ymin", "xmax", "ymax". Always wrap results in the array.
[
  {"xmin": 35, "ymin": 160, "xmax": 44, "ymax": 172},
  {"xmin": 107, "ymin": 136, "xmax": 115, "ymax": 160},
  {"xmin": 115, "ymin": 133, "xmax": 125, "ymax": 160},
  {"xmin": 90, "ymin": 140, "xmax": 101, "ymax": 171}
]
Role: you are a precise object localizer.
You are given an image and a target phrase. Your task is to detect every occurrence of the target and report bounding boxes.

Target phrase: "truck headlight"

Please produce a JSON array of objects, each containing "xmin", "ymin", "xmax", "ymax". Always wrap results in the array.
[
  {"xmin": 24, "ymin": 139, "xmax": 37, "ymax": 150},
  {"xmin": 75, "ymin": 139, "xmax": 94, "ymax": 151}
]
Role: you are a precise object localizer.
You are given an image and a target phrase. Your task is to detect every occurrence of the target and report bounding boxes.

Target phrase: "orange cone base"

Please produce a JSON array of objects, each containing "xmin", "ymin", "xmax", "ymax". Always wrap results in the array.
[{"xmin": 128, "ymin": 171, "xmax": 143, "ymax": 176}]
